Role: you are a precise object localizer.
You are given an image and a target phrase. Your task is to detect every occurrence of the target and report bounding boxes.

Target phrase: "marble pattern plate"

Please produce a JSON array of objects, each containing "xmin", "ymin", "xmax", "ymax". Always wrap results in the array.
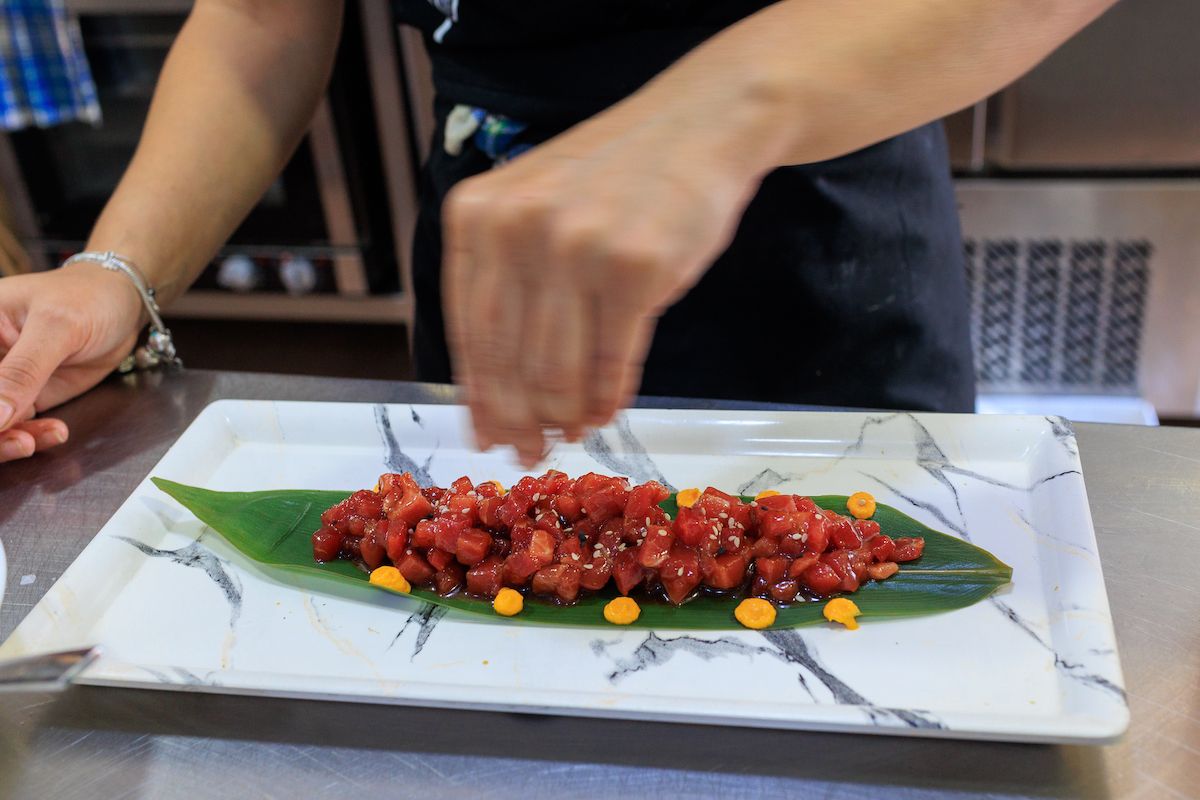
[{"xmin": 0, "ymin": 401, "xmax": 1128, "ymax": 742}]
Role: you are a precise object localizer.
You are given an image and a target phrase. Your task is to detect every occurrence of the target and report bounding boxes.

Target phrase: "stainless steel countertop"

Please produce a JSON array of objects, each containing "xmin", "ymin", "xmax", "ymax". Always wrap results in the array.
[{"xmin": 1, "ymin": 370, "xmax": 1197, "ymax": 799}]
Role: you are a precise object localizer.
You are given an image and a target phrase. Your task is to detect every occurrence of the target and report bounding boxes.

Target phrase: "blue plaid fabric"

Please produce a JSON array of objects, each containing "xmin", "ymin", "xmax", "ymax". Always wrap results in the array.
[{"xmin": 0, "ymin": 0, "xmax": 100, "ymax": 130}]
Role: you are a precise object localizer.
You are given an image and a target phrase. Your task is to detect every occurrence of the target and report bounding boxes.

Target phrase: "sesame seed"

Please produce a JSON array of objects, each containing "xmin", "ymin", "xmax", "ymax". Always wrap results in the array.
[
  {"xmin": 719, "ymin": 512, "xmax": 728, "ymax": 519},
  {"xmin": 645, "ymin": 517, "xmax": 651, "ymax": 527},
  {"xmin": 731, "ymin": 537, "xmax": 741, "ymax": 547},
  {"xmin": 571, "ymin": 553, "xmax": 580, "ymax": 560},
  {"xmin": 659, "ymin": 530, "xmax": 668, "ymax": 537},
  {"xmin": 791, "ymin": 533, "xmax": 802, "ymax": 539},
  {"xmin": 815, "ymin": 514, "xmax": 824, "ymax": 520},
  {"xmin": 676, "ymin": 567, "xmax": 684, "ymax": 576},
  {"xmin": 584, "ymin": 563, "xmax": 594, "ymax": 569}
]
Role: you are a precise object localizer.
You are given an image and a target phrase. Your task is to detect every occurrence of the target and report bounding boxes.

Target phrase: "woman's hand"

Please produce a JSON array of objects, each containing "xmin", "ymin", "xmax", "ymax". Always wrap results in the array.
[
  {"xmin": 0, "ymin": 265, "xmax": 146, "ymax": 462},
  {"xmin": 0, "ymin": 0, "xmax": 346, "ymax": 466},
  {"xmin": 443, "ymin": 94, "xmax": 771, "ymax": 466}
]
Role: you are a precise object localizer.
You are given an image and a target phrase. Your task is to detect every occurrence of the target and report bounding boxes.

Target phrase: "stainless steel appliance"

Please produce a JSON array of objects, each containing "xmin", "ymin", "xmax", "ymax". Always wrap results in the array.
[{"xmin": 941, "ymin": 0, "xmax": 1200, "ymax": 419}]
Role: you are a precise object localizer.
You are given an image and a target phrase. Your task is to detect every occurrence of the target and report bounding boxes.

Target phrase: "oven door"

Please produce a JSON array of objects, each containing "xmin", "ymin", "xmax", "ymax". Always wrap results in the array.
[
  {"xmin": 11, "ymin": 14, "xmax": 327, "ymax": 251},
  {"xmin": 7, "ymin": 4, "xmax": 404, "ymax": 303}
]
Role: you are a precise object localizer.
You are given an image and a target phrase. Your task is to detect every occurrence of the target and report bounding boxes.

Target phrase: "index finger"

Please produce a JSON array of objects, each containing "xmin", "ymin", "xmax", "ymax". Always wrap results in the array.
[
  {"xmin": 586, "ymin": 301, "xmax": 658, "ymax": 428},
  {"xmin": 0, "ymin": 311, "xmax": 76, "ymax": 431}
]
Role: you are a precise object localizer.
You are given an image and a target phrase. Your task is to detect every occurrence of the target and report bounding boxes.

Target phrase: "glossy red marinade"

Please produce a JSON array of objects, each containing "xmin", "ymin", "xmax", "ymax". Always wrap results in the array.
[{"xmin": 312, "ymin": 471, "xmax": 924, "ymax": 606}]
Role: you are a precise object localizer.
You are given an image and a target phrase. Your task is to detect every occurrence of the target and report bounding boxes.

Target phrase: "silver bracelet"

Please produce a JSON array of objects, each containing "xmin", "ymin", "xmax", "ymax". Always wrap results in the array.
[{"xmin": 62, "ymin": 251, "xmax": 183, "ymax": 373}]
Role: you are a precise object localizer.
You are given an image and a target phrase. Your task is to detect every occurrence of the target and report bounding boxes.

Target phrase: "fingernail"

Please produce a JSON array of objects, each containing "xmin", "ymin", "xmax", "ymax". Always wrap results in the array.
[
  {"xmin": 0, "ymin": 401, "xmax": 13, "ymax": 429},
  {"xmin": 36, "ymin": 428, "xmax": 68, "ymax": 448},
  {"xmin": 0, "ymin": 438, "xmax": 30, "ymax": 460}
]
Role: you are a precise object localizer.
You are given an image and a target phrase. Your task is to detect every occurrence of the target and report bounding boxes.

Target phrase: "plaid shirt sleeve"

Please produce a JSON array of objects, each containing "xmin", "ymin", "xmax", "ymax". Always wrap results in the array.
[{"xmin": 0, "ymin": 0, "xmax": 100, "ymax": 131}]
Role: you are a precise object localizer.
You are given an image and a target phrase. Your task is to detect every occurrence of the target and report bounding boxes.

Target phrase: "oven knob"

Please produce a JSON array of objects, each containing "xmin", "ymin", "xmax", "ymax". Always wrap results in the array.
[
  {"xmin": 216, "ymin": 254, "xmax": 261, "ymax": 292},
  {"xmin": 279, "ymin": 254, "xmax": 318, "ymax": 295}
]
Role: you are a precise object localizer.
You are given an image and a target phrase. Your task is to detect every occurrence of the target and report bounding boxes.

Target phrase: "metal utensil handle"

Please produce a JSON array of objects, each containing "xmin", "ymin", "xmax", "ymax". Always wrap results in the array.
[{"xmin": 0, "ymin": 646, "xmax": 100, "ymax": 692}]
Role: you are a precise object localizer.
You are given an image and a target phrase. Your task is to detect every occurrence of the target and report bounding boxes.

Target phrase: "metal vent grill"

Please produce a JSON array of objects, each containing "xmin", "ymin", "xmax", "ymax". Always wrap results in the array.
[{"xmin": 964, "ymin": 238, "xmax": 1152, "ymax": 393}]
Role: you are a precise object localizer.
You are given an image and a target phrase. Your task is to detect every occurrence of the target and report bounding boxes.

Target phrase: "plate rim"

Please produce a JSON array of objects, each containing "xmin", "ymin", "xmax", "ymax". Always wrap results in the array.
[{"xmin": 1, "ymin": 399, "xmax": 1128, "ymax": 743}]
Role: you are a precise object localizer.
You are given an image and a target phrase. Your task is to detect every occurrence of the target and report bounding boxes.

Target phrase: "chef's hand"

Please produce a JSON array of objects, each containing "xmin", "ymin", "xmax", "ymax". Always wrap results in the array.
[
  {"xmin": 0, "ymin": 265, "xmax": 145, "ymax": 462},
  {"xmin": 441, "ymin": 0, "xmax": 1118, "ymax": 467},
  {"xmin": 443, "ymin": 95, "xmax": 769, "ymax": 466}
]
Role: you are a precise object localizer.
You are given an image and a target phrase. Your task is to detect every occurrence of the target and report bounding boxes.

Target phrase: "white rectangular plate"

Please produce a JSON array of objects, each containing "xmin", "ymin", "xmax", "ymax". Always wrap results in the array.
[{"xmin": 0, "ymin": 401, "xmax": 1128, "ymax": 743}]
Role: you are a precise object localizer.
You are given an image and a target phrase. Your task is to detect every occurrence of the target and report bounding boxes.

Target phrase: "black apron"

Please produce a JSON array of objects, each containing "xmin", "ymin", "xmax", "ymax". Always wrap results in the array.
[{"xmin": 398, "ymin": 0, "xmax": 976, "ymax": 413}]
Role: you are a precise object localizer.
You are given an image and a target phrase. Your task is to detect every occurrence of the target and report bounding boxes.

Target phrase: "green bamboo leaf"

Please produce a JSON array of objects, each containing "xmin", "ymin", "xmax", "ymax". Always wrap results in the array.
[{"xmin": 151, "ymin": 477, "xmax": 1011, "ymax": 630}]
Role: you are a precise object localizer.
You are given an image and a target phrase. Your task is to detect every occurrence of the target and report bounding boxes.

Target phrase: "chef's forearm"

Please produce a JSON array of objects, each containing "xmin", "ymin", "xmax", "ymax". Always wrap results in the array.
[
  {"xmin": 85, "ymin": 0, "xmax": 343, "ymax": 303},
  {"xmin": 627, "ymin": 0, "xmax": 1115, "ymax": 180}
]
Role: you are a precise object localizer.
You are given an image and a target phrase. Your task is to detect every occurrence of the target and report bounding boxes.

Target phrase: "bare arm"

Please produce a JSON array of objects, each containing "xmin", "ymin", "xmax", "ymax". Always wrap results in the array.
[
  {"xmin": 445, "ymin": 0, "xmax": 1119, "ymax": 464},
  {"xmin": 632, "ymin": 0, "xmax": 1118, "ymax": 174},
  {"xmin": 87, "ymin": 0, "xmax": 344, "ymax": 300},
  {"xmin": 0, "ymin": 0, "xmax": 342, "ymax": 460}
]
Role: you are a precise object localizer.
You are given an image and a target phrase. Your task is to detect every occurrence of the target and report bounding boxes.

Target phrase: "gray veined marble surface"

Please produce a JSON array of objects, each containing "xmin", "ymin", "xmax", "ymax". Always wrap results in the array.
[{"xmin": 0, "ymin": 399, "xmax": 1126, "ymax": 744}]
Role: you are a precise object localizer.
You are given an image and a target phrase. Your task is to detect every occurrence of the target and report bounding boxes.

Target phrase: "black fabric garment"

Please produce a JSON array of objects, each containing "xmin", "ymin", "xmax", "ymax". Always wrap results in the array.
[
  {"xmin": 394, "ymin": 0, "xmax": 782, "ymax": 124},
  {"xmin": 400, "ymin": 3, "xmax": 976, "ymax": 413}
]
